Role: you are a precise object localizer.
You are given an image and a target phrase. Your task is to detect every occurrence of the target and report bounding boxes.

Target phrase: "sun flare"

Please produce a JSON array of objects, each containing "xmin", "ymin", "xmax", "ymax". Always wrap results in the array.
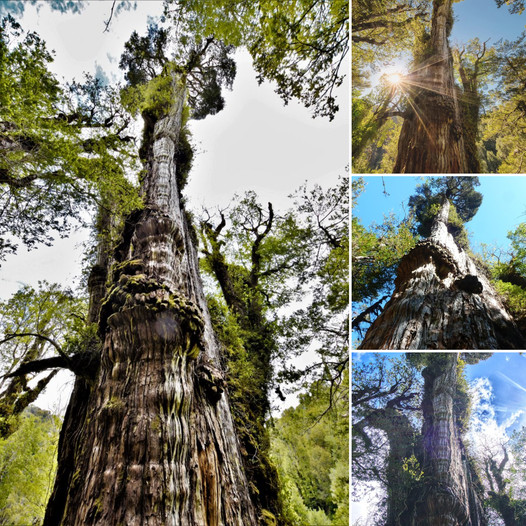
[{"xmin": 385, "ymin": 72, "xmax": 404, "ymax": 86}]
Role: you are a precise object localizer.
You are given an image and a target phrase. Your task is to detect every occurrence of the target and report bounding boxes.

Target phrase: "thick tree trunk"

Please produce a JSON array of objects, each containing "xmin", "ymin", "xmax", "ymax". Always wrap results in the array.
[
  {"xmin": 393, "ymin": 0, "xmax": 468, "ymax": 173},
  {"xmin": 45, "ymin": 78, "xmax": 258, "ymax": 525},
  {"xmin": 359, "ymin": 199, "xmax": 525, "ymax": 349},
  {"xmin": 400, "ymin": 354, "xmax": 486, "ymax": 526}
]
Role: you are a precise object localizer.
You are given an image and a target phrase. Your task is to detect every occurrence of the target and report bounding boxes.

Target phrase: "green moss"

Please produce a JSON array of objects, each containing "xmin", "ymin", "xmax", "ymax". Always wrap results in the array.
[
  {"xmin": 261, "ymin": 509, "xmax": 277, "ymax": 526},
  {"xmin": 99, "ymin": 262, "xmax": 205, "ymax": 359},
  {"xmin": 103, "ymin": 396, "xmax": 125, "ymax": 413}
]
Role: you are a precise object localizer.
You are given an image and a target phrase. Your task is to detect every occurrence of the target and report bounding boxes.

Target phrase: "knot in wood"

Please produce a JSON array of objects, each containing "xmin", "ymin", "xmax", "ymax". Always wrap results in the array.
[
  {"xmin": 195, "ymin": 360, "xmax": 226, "ymax": 404},
  {"xmin": 395, "ymin": 241, "xmax": 459, "ymax": 288}
]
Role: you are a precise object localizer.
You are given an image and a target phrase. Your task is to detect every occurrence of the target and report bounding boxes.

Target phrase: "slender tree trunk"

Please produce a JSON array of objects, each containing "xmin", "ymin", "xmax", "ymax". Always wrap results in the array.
[
  {"xmin": 394, "ymin": 0, "xmax": 468, "ymax": 173},
  {"xmin": 45, "ymin": 77, "xmax": 258, "ymax": 525},
  {"xmin": 359, "ymin": 198, "xmax": 525, "ymax": 349},
  {"xmin": 400, "ymin": 354, "xmax": 486, "ymax": 526}
]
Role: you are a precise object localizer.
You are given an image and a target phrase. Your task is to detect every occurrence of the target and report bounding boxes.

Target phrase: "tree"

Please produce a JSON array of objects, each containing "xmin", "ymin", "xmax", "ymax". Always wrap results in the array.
[
  {"xmin": 271, "ymin": 371, "xmax": 349, "ymax": 525},
  {"xmin": 455, "ymin": 39, "xmax": 496, "ymax": 173},
  {"xmin": 40, "ymin": 21, "xmax": 260, "ymax": 526},
  {"xmin": 198, "ymin": 178, "xmax": 348, "ymax": 517},
  {"xmin": 163, "ymin": 0, "xmax": 348, "ymax": 120},
  {"xmin": 0, "ymin": 408, "xmax": 60, "ymax": 526},
  {"xmin": 393, "ymin": 0, "xmax": 470, "ymax": 173},
  {"xmin": 352, "ymin": 354, "xmax": 422, "ymax": 526},
  {"xmin": 359, "ymin": 193, "xmax": 524, "ymax": 349},
  {"xmin": 351, "ymin": 177, "xmax": 418, "ymax": 341},
  {"xmin": 398, "ymin": 353, "xmax": 488, "ymax": 525},
  {"xmin": 352, "ymin": 353, "xmax": 490, "ymax": 525}
]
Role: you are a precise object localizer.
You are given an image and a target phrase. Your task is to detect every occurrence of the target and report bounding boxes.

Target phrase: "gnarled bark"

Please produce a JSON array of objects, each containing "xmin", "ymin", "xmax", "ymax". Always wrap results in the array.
[
  {"xmin": 400, "ymin": 354, "xmax": 486, "ymax": 526},
  {"xmin": 359, "ymin": 199, "xmax": 525, "ymax": 349},
  {"xmin": 45, "ymin": 77, "xmax": 258, "ymax": 525},
  {"xmin": 394, "ymin": 0, "xmax": 468, "ymax": 173}
]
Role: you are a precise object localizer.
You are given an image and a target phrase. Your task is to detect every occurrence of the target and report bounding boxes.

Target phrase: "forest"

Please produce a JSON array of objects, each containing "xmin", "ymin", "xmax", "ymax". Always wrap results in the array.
[
  {"xmin": 0, "ymin": 1, "xmax": 348, "ymax": 525},
  {"xmin": 352, "ymin": 351, "xmax": 526, "ymax": 526},
  {"xmin": 352, "ymin": 175, "xmax": 526, "ymax": 350},
  {"xmin": 352, "ymin": 0, "xmax": 526, "ymax": 173}
]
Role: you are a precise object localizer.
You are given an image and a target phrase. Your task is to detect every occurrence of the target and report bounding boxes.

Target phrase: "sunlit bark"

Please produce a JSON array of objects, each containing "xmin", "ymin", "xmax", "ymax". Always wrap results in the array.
[
  {"xmin": 359, "ymin": 199, "xmax": 524, "ymax": 349},
  {"xmin": 394, "ymin": 0, "xmax": 468, "ymax": 173}
]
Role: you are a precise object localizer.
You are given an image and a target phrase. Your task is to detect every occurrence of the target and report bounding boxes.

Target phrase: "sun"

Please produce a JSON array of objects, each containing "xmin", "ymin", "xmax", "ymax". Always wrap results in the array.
[{"xmin": 385, "ymin": 71, "xmax": 404, "ymax": 86}]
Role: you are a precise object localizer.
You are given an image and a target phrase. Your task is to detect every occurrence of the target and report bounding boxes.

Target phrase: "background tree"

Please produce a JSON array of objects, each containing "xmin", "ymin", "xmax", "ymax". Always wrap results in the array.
[
  {"xmin": 0, "ymin": 15, "xmax": 139, "ymax": 260},
  {"xmin": 351, "ymin": 177, "xmax": 418, "ymax": 341},
  {"xmin": 0, "ymin": 407, "xmax": 60, "ymax": 526},
  {"xmin": 0, "ymin": 282, "xmax": 87, "ymax": 438},
  {"xmin": 164, "ymin": 0, "xmax": 348, "ymax": 120},
  {"xmin": 352, "ymin": 354, "xmax": 422, "ymax": 526},
  {"xmin": 272, "ymin": 372, "xmax": 349, "ymax": 526}
]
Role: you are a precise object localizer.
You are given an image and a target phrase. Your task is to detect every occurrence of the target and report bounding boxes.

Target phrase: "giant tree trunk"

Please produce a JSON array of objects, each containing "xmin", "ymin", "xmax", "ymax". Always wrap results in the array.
[
  {"xmin": 394, "ymin": 0, "xmax": 468, "ymax": 173},
  {"xmin": 45, "ymin": 78, "xmax": 258, "ymax": 525},
  {"xmin": 359, "ymin": 199, "xmax": 525, "ymax": 349},
  {"xmin": 400, "ymin": 354, "xmax": 486, "ymax": 526}
]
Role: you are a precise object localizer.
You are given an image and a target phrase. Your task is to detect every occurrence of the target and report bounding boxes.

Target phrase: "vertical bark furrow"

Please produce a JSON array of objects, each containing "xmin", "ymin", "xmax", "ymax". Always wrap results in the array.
[{"xmin": 49, "ymin": 75, "xmax": 258, "ymax": 525}]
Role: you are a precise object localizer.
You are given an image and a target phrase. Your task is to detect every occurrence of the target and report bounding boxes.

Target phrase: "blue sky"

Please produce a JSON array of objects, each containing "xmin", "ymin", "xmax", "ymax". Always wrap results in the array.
[
  {"xmin": 452, "ymin": 0, "xmax": 526, "ymax": 44},
  {"xmin": 352, "ymin": 352, "xmax": 526, "ymax": 432},
  {"xmin": 353, "ymin": 175, "xmax": 526, "ymax": 254}
]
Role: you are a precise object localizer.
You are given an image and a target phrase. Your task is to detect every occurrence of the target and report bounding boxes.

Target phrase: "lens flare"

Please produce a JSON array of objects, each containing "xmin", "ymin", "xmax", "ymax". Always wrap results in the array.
[{"xmin": 385, "ymin": 72, "xmax": 403, "ymax": 86}]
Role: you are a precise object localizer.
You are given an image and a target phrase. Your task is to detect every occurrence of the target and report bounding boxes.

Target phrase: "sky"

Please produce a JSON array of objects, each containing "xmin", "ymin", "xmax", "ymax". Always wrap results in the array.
[
  {"xmin": 353, "ymin": 175, "xmax": 526, "ymax": 255},
  {"xmin": 452, "ymin": 0, "xmax": 526, "ymax": 44},
  {"xmin": 0, "ymin": 1, "xmax": 348, "ymax": 412},
  {"xmin": 351, "ymin": 351, "xmax": 526, "ymax": 525}
]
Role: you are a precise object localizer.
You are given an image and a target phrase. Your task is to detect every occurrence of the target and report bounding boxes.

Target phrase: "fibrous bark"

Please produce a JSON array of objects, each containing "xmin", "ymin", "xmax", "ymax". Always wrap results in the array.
[
  {"xmin": 394, "ymin": 0, "xmax": 468, "ymax": 173},
  {"xmin": 359, "ymin": 199, "xmax": 525, "ymax": 349},
  {"xmin": 45, "ymin": 77, "xmax": 258, "ymax": 525},
  {"xmin": 399, "ymin": 354, "xmax": 486, "ymax": 526}
]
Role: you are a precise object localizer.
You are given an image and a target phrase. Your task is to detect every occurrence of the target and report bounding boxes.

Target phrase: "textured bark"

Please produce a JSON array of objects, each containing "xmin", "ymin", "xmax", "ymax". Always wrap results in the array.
[
  {"xmin": 400, "ymin": 354, "xmax": 486, "ymax": 526},
  {"xmin": 44, "ymin": 208, "xmax": 110, "ymax": 526},
  {"xmin": 45, "ymin": 78, "xmax": 258, "ymax": 525},
  {"xmin": 355, "ymin": 407, "xmax": 416, "ymax": 526},
  {"xmin": 394, "ymin": 0, "xmax": 468, "ymax": 173},
  {"xmin": 359, "ymin": 199, "xmax": 525, "ymax": 349}
]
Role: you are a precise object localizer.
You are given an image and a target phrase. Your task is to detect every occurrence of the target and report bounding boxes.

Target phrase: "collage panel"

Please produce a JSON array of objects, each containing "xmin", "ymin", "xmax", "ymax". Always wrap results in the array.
[
  {"xmin": 351, "ymin": 352, "xmax": 526, "ymax": 525},
  {"xmin": 353, "ymin": 0, "xmax": 526, "ymax": 175},
  {"xmin": 352, "ymin": 175, "xmax": 526, "ymax": 350}
]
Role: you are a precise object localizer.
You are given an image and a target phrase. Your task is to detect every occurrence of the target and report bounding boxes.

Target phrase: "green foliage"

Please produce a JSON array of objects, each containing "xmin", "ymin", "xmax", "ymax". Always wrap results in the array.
[
  {"xmin": 402, "ymin": 454, "xmax": 424, "ymax": 481},
  {"xmin": 0, "ymin": 16, "xmax": 140, "ymax": 259},
  {"xmin": 352, "ymin": 179, "xmax": 418, "ymax": 304},
  {"xmin": 119, "ymin": 20, "xmax": 236, "ymax": 122},
  {"xmin": 270, "ymin": 372, "xmax": 349, "ymax": 525},
  {"xmin": 0, "ymin": 409, "xmax": 60, "ymax": 525},
  {"xmin": 408, "ymin": 177, "xmax": 482, "ymax": 245},
  {"xmin": 454, "ymin": 358, "xmax": 472, "ymax": 434},
  {"xmin": 479, "ymin": 223, "xmax": 526, "ymax": 320},
  {"xmin": 495, "ymin": 280, "xmax": 526, "ymax": 317},
  {"xmin": 165, "ymin": 0, "xmax": 347, "ymax": 120},
  {"xmin": 0, "ymin": 282, "xmax": 87, "ymax": 436}
]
